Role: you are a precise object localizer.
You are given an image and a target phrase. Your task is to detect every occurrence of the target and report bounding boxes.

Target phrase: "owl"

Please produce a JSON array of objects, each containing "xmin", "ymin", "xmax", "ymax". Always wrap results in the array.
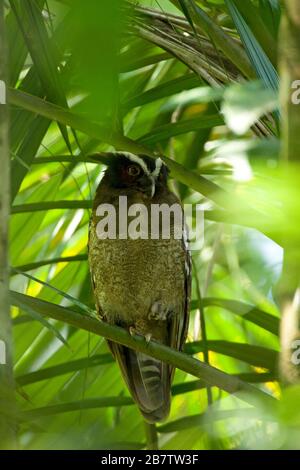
[{"xmin": 88, "ymin": 152, "xmax": 191, "ymax": 422}]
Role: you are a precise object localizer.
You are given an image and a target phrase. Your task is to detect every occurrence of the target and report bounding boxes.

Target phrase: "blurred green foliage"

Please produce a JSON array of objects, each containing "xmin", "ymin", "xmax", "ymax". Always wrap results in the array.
[{"xmin": 3, "ymin": 0, "xmax": 300, "ymax": 450}]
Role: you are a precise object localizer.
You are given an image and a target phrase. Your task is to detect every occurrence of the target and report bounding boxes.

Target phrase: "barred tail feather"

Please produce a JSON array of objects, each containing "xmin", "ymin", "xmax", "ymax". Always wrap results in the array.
[
  {"xmin": 135, "ymin": 351, "xmax": 170, "ymax": 422},
  {"xmin": 108, "ymin": 341, "xmax": 171, "ymax": 422}
]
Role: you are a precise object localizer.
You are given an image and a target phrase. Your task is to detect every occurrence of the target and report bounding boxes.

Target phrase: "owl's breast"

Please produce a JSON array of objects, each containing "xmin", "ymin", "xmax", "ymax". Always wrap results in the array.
[{"xmin": 88, "ymin": 218, "xmax": 186, "ymax": 325}]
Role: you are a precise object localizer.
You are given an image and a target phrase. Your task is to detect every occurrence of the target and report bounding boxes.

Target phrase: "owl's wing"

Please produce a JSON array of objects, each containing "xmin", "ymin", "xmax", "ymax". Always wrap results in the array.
[{"xmin": 169, "ymin": 229, "xmax": 191, "ymax": 378}]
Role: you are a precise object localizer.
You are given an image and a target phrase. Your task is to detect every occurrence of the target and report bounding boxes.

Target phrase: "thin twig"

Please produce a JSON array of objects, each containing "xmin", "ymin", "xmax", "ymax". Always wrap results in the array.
[{"xmin": 144, "ymin": 422, "xmax": 158, "ymax": 450}]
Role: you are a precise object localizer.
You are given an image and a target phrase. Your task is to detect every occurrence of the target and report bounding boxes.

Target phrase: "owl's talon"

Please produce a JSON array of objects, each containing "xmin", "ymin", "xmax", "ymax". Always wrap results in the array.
[
  {"xmin": 145, "ymin": 333, "xmax": 152, "ymax": 343},
  {"xmin": 129, "ymin": 326, "xmax": 137, "ymax": 336}
]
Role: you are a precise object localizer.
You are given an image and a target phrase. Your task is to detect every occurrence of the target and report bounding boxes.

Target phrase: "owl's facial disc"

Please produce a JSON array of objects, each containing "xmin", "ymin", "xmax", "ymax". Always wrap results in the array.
[{"xmin": 118, "ymin": 152, "xmax": 166, "ymax": 198}]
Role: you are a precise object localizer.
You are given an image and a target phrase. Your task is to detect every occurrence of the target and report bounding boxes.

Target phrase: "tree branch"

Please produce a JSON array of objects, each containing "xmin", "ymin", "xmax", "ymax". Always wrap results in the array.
[{"xmin": 10, "ymin": 290, "xmax": 276, "ymax": 411}]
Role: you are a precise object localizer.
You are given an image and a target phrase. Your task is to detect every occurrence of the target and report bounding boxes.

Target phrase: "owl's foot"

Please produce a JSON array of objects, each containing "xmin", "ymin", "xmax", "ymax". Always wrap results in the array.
[
  {"xmin": 129, "ymin": 326, "xmax": 137, "ymax": 337},
  {"xmin": 148, "ymin": 301, "xmax": 169, "ymax": 321},
  {"xmin": 145, "ymin": 333, "xmax": 152, "ymax": 343},
  {"xmin": 129, "ymin": 327, "xmax": 152, "ymax": 343}
]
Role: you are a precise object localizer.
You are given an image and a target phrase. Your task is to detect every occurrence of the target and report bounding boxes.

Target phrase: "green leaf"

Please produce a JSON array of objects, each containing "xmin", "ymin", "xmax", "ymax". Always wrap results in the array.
[
  {"xmin": 158, "ymin": 408, "xmax": 262, "ymax": 433},
  {"xmin": 10, "ymin": 174, "xmax": 62, "ymax": 263},
  {"xmin": 172, "ymin": 372, "xmax": 277, "ymax": 396},
  {"xmin": 11, "ymin": 116, "xmax": 50, "ymax": 201},
  {"xmin": 16, "ymin": 354, "xmax": 114, "ymax": 386},
  {"xmin": 199, "ymin": 297, "xmax": 279, "ymax": 336},
  {"xmin": 179, "ymin": 0, "xmax": 254, "ymax": 77},
  {"xmin": 184, "ymin": 340, "xmax": 278, "ymax": 370},
  {"xmin": 229, "ymin": 0, "xmax": 276, "ymax": 65},
  {"xmin": 225, "ymin": 0, "xmax": 279, "ymax": 92},
  {"xmin": 259, "ymin": 0, "xmax": 281, "ymax": 38},
  {"xmin": 11, "ymin": 294, "xmax": 69, "ymax": 348},
  {"xmin": 221, "ymin": 80, "xmax": 278, "ymax": 135},
  {"xmin": 10, "ymin": 0, "xmax": 72, "ymax": 151},
  {"xmin": 12, "ymin": 254, "xmax": 88, "ymax": 273},
  {"xmin": 138, "ymin": 115, "xmax": 223, "ymax": 145},
  {"xmin": 11, "ymin": 269, "xmax": 96, "ymax": 318},
  {"xmin": 11, "ymin": 200, "xmax": 92, "ymax": 214},
  {"xmin": 20, "ymin": 397, "xmax": 134, "ymax": 421},
  {"xmin": 122, "ymin": 74, "xmax": 200, "ymax": 110}
]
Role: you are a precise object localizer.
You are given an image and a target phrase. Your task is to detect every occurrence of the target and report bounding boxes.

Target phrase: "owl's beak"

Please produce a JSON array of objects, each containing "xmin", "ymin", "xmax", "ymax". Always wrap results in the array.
[{"xmin": 138, "ymin": 176, "xmax": 156, "ymax": 198}]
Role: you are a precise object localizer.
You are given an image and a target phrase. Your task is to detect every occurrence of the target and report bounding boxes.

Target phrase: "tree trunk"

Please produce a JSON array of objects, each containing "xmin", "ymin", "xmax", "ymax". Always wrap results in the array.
[
  {"xmin": 278, "ymin": 0, "xmax": 300, "ymax": 383},
  {"xmin": 0, "ymin": 0, "xmax": 16, "ymax": 449}
]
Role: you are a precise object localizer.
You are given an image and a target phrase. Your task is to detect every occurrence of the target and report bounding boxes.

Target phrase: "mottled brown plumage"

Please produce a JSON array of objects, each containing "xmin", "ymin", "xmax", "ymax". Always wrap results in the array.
[{"xmin": 88, "ymin": 152, "xmax": 191, "ymax": 422}]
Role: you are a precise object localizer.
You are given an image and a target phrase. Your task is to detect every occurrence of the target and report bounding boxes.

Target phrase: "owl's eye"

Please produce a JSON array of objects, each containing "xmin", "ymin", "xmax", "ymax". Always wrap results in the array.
[{"xmin": 127, "ymin": 165, "xmax": 141, "ymax": 176}]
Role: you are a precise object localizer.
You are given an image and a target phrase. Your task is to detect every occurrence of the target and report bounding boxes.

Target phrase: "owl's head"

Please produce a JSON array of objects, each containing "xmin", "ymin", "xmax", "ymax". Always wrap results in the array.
[{"xmin": 103, "ymin": 152, "xmax": 169, "ymax": 198}]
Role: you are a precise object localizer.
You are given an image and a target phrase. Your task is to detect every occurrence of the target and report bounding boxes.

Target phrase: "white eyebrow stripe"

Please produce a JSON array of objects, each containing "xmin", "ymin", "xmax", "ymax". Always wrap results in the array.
[
  {"xmin": 117, "ymin": 152, "xmax": 164, "ymax": 179},
  {"xmin": 120, "ymin": 152, "xmax": 150, "ymax": 175},
  {"xmin": 151, "ymin": 157, "xmax": 163, "ymax": 178}
]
